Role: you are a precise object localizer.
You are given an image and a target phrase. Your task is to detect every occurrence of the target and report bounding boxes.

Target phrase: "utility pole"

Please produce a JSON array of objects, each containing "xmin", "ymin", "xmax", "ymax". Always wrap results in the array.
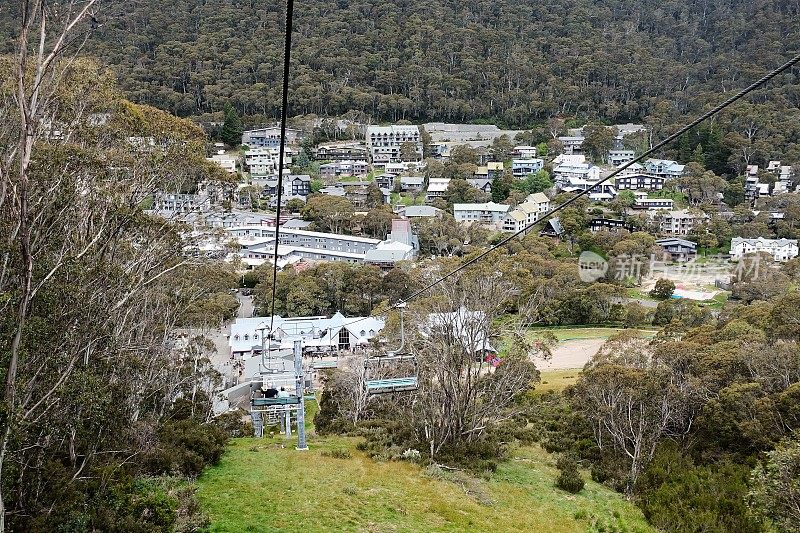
[{"xmin": 294, "ymin": 340, "xmax": 308, "ymax": 450}]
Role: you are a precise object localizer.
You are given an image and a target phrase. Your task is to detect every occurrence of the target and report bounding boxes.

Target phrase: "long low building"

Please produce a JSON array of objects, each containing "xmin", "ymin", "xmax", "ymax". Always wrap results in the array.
[
  {"xmin": 228, "ymin": 219, "xmax": 417, "ymax": 268},
  {"xmin": 229, "ymin": 312, "xmax": 386, "ymax": 358}
]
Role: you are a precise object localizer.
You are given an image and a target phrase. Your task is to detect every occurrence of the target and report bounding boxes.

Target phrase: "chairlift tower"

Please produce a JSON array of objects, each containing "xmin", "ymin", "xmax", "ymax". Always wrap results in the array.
[{"xmin": 249, "ymin": 331, "xmax": 308, "ymax": 451}]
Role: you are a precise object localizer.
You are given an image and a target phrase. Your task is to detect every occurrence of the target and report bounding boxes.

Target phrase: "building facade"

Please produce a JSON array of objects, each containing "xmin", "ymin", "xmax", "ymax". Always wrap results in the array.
[{"xmin": 366, "ymin": 125, "xmax": 423, "ymax": 167}]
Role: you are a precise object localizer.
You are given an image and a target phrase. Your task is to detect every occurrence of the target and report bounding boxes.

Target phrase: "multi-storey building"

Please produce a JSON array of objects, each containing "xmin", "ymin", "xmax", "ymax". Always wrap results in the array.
[
  {"xmin": 366, "ymin": 125, "xmax": 423, "ymax": 168},
  {"xmin": 453, "ymin": 202, "xmax": 510, "ymax": 225},
  {"xmin": 501, "ymin": 193, "xmax": 550, "ymax": 232},
  {"xmin": 512, "ymin": 158, "xmax": 545, "ymax": 178},
  {"xmin": 615, "ymin": 173, "xmax": 665, "ymax": 191},
  {"xmin": 644, "ymin": 159, "xmax": 685, "ymax": 179},
  {"xmin": 319, "ymin": 160, "xmax": 369, "ymax": 180},
  {"xmin": 314, "ymin": 141, "xmax": 369, "ymax": 162},
  {"xmin": 244, "ymin": 147, "xmax": 292, "ymax": 177},
  {"xmin": 730, "ymin": 237, "xmax": 799, "ymax": 262},
  {"xmin": 652, "ymin": 209, "xmax": 706, "ymax": 235},
  {"xmin": 241, "ymin": 127, "xmax": 302, "ymax": 149},
  {"xmin": 608, "ymin": 150, "xmax": 636, "ymax": 166}
]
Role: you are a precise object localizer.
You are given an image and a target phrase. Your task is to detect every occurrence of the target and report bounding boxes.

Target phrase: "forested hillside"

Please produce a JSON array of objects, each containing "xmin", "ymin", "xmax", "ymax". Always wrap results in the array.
[{"xmin": 3, "ymin": 0, "xmax": 797, "ymax": 129}]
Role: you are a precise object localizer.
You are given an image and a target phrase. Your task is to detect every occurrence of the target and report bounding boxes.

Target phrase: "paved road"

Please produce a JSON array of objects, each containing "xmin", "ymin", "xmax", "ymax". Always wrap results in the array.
[{"xmin": 208, "ymin": 292, "xmax": 256, "ymax": 386}]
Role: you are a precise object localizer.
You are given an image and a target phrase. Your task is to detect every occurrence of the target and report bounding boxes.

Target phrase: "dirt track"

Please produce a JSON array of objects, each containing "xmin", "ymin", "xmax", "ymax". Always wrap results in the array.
[{"xmin": 532, "ymin": 338, "xmax": 606, "ymax": 370}]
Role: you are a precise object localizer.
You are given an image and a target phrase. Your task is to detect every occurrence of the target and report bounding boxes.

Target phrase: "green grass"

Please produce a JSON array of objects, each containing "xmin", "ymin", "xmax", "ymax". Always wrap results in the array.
[
  {"xmin": 529, "ymin": 326, "xmax": 658, "ymax": 342},
  {"xmin": 197, "ymin": 433, "xmax": 654, "ymax": 533},
  {"xmin": 697, "ymin": 291, "xmax": 729, "ymax": 310},
  {"xmin": 535, "ymin": 369, "xmax": 581, "ymax": 394},
  {"xmin": 625, "ymin": 288, "xmax": 656, "ymax": 301}
]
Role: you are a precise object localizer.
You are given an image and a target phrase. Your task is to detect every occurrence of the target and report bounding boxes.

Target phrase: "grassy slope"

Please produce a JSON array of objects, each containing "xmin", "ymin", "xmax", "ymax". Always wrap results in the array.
[
  {"xmin": 197, "ymin": 417, "xmax": 653, "ymax": 532},
  {"xmin": 529, "ymin": 327, "xmax": 659, "ymax": 341}
]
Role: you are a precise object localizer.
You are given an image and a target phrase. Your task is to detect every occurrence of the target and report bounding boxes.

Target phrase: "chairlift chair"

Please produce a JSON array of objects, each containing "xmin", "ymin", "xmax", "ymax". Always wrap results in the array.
[
  {"xmin": 363, "ymin": 303, "xmax": 419, "ymax": 394},
  {"xmin": 311, "ymin": 349, "xmax": 339, "ymax": 369}
]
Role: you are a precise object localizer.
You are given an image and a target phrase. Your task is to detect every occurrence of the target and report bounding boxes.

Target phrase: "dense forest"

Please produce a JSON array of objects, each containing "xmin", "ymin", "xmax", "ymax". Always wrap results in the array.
[{"xmin": 2, "ymin": 0, "xmax": 795, "ymax": 127}]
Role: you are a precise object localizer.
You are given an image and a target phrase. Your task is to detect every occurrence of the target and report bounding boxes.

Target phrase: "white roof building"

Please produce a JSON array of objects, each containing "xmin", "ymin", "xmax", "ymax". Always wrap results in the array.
[
  {"xmin": 425, "ymin": 178, "xmax": 451, "ymax": 201},
  {"xmin": 229, "ymin": 312, "xmax": 386, "ymax": 357},
  {"xmin": 552, "ymin": 154, "xmax": 586, "ymax": 166},
  {"xmin": 453, "ymin": 201, "xmax": 511, "ymax": 225},
  {"xmin": 730, "ymin": 237, "xmax": 799, "ymax": 262}
]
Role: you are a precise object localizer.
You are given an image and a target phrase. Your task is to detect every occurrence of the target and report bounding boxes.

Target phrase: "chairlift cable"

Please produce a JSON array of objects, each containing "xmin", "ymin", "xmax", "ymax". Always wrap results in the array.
[{"xmin": 268, "ymin": 0, "xmax": 296, "ymax": 337}]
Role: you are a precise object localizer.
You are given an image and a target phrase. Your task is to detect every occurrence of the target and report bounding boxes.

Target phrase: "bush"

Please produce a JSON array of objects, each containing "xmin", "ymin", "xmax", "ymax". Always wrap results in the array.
[
  {"xmin": 650, "ymin": 278, "xmax": 676, "ymax": 299},
  {"xmin": 555, "ymin": 455, "xmax": 585, "ymax": 494},
  {"xmin": 145, "ymin": 419, "xmax": 229, "ymax": 477},
  {"xmin": 637, "ymin": 442, "xmax": 761, "ymax": 533}
]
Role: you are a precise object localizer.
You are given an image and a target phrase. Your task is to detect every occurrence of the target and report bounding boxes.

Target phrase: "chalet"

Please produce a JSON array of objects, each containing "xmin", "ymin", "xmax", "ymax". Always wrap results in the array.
[
  {"xmin": 558, "ymin": 136, "xmax": 584, "ymax": 155},
  {"xmin": 400, "ymin": 176, "xmax": 424, "ymax": 193},
  {"xmin": 208, "ymin": 153, "xmax": 238, "ymax": 174},
  {"xmin": 644, "ymin": 159, "xmax": 685, "ymax": 179},
  {"xmin": 512, "ymin": 158, "xmax": 545, "ymax": 178},
  {"xmin": 512, "ymin": 145, "xmax": 538, "ymax": 158},
  {"xmin": 487, "ymin": 161, "xmax": 504, "ymax": 178},
  {"xmin": 467, "ymin": 178, "xmax": 493, "ymax": 194},
  {"xmin": 632, "ymin": 191, "xmax": 673, "ymax": 210},
  {"xmin": 656, "ymin": 237, "xmax": 697, "ymax": 262},
  {"xmin": 374, "ymin": 174, "xmax": 396, "ymax": 190},
  {"xmin": 425, "ymin": 178, "xmax": 450, "ymax": 202},
  {"xmin": 395, "ymin": 205, "xmax": 442, "ymax": 218},
  {"xmin": 553, "ymin": 162, "xmax": 600, "ymax": 185},
  {"xmin": 539, "ymin": 217, "xmax": 564, "ymax": 238}
]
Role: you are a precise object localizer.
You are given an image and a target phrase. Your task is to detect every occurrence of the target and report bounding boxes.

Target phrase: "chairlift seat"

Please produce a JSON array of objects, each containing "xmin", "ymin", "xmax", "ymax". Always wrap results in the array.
[
  {"xmin": 365, "ymin": 377, "xmax": 418, "ymax": 394},
  {"xmin": 252, "ymin": 396, "xmax": 302, "ymax": 407}
]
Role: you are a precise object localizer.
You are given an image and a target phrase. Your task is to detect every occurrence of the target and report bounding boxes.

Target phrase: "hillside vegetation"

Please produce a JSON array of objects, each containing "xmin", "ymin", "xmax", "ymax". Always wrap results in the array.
[{"xmin": 2, "ymin": 0, "xmax": 795, "ymax": 133}]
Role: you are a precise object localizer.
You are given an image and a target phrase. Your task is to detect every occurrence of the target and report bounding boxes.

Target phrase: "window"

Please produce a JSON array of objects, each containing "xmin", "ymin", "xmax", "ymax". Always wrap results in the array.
[
  {"xmin": 360, "ymin": 330, "xmax": 366, "ymax": 337},
  {"xmin": 234, "ymin": 335, "xmax": 240, "ymax": 341},
  {"xmin": 254, "ymin": 334, "xmax": 258, "ymax": 340},
  {"xmin": 244, "ymin": 334, "xmax": 249, "ymax": 341}
]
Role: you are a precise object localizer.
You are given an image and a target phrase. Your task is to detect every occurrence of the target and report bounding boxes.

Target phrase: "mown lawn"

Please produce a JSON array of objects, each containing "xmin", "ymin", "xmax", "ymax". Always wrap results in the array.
[
  {"xmin": 529, "ymin": 326, "xmax": 658, "ymax": 342},
  {"xmin": 535, "ymin": 369, "xmax": 581, "ymax": 394},
  {"xmin": 197, "ymin": 419, "xmax": 654, "ymax": 532}
]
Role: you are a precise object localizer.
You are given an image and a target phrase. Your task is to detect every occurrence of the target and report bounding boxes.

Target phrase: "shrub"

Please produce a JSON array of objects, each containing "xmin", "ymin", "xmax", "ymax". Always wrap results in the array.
[
  {"xmin": 145, "ymin": 419, "xmax": 229, "ymax": 477},
  {"xmin": 555, "ymin": 455, "xmax": 585, "ymax": 494},
  {"xmin": 321, "ymin": 448, "xmax": 352, "ymax": 459}
]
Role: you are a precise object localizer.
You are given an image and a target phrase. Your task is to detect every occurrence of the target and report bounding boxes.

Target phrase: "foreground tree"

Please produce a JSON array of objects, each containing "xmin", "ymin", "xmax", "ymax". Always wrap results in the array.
[
  {"xmin": 748, "ymin": 435, "xmax": 800, "ymax": 532},
  {"xmin": 0, "ymin": 4, "xmax": 232, "ymax": 529}
]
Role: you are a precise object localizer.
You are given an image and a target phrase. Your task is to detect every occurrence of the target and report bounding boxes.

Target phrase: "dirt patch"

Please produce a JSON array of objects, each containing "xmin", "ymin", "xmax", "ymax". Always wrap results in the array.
[{"xmin": 532, "ymin": 338, "xmax": 606, "ymax": 370}]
